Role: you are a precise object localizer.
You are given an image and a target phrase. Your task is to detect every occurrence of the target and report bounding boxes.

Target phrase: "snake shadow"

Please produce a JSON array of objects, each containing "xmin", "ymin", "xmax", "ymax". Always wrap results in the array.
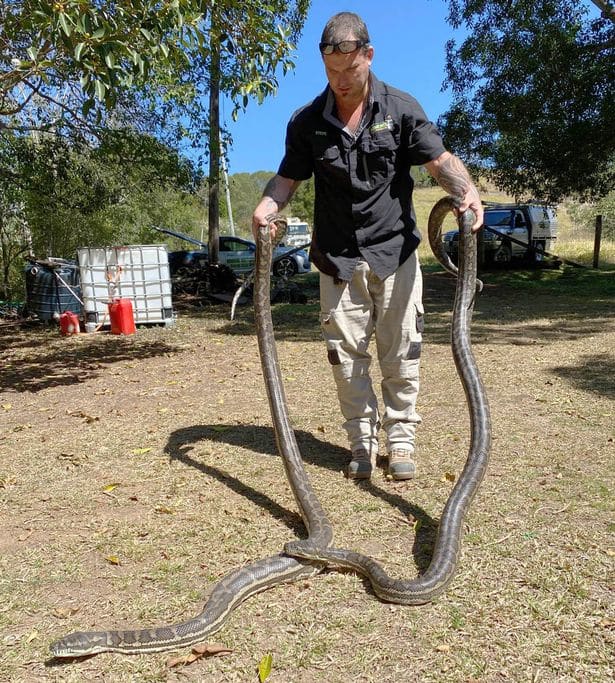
[{"xmin": 164, "ymin": 424, "xmax": 439, "ymax": 576}]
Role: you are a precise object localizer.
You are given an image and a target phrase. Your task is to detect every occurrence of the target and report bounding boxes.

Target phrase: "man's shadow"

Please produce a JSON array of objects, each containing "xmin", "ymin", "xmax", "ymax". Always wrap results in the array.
[{"xmin": 164, "ymin": 424, "xmax": 439, "ymax": 577}]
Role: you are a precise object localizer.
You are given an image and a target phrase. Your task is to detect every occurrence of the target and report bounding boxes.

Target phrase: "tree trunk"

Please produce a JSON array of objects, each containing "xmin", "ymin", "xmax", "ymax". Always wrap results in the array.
[{"xmin": 207, "ymin": 18, "xmax": 221, "ymax": 265}]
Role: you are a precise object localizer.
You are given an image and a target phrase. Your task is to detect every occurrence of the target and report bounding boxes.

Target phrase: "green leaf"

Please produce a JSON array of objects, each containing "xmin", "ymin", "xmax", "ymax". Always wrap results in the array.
[
  {"xmin": 81, "ymin": 98, "xmax": 94, "ymax": 117},
  {"xmin": 58, "ymin": 13, "xmax": 72, "ymax": 37},
  {"xmin": 74, "ymin": 42, "xmax": 86, "ymax": 61},
  {"xmin": 94, "ymin": 79, "xmax": 106, "ymax": 101},
  {"xmin": 140, "ymin": 28, "xmax": 152, "ymax": 41},
  {"xmin": 258, "ymin": 653, "xmax": 273, "ymax": 682},
  {"xmin": 26, "ymin": 46, "xmax": 38, "ymax": 61},
  {"xmin": 92, "ymin": 26, "xmax": 106, "ymax": 40}
]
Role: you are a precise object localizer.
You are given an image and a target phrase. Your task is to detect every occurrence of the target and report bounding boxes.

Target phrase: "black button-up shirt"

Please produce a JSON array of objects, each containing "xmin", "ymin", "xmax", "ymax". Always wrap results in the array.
[{"xmin": 277, "ymin": 74, "xmax": 446, "ymax": 280}]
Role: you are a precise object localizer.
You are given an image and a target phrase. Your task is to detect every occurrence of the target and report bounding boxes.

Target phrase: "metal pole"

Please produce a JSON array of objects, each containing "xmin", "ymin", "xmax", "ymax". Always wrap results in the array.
[
  {"xmin": 220, "ymin": 142, "xmax": 235, "ymax": 236},
  {"xmin": 593, "ymin": 215, "xmax": 603, "ymax": 269}
]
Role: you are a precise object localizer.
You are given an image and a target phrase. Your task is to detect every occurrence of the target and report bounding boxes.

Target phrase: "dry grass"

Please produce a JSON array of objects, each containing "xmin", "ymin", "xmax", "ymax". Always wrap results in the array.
[{"xmin": 0, "ymin": 263, "xmax": 613, "ymax": 682}]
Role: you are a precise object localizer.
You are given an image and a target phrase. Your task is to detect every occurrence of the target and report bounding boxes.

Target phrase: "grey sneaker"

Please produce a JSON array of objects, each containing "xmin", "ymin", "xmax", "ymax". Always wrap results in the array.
[
  {"xmin": 347, "ymin": 449, "xmax": 374, "ymax": 479},
  {"xmin": 388, "ymin": 449, "xmax": 416, "ymax": 480}
]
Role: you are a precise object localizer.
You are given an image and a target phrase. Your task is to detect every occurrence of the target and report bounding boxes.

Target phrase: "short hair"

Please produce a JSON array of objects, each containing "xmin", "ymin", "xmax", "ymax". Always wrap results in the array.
[{"xmin": 320, "ymin": 12, "xmax": 370, "ymax": 46}]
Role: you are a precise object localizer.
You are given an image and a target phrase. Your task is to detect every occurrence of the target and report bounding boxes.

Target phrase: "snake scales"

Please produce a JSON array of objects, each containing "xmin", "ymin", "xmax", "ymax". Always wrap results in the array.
[
  {"xmin": 50, "ymin": 197, "xmax": 489, "ymax": 656},
  {"xmin": 285, "ymin": 198, "xmax": 491, "ymax": 602}
]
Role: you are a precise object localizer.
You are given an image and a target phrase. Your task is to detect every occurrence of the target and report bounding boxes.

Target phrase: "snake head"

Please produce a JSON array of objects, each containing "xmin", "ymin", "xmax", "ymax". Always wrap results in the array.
[
  {"xmin": 263, "ymin": 213, "xmax": 288, "ymax": 246},
  {"xmin": 284, "ymin": 540, "xmax": 322, "ymax": 560},
  {"xmin": 49, "ymin": 631, "xmax": 109, "ymax": 658}
]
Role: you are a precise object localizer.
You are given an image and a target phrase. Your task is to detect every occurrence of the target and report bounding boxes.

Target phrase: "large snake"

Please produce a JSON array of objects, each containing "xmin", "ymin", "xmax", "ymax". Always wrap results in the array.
[
  {"xmin": 49, "ymin": 217, "xmax": 333, "ymax": 657},
  {"xmin": 284, "ymin": 197, "xmax": 491, "ymax": 604},
  {"xmin": 49, "ymin": 197, "xmax": 489, "ymax": 656}
]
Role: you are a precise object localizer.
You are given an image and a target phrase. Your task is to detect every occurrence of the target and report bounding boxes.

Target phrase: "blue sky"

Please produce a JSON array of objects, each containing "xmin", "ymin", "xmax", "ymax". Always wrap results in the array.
[{"xmin": 223, "ymin": 0, "xmax": 464, "ymax": 174}]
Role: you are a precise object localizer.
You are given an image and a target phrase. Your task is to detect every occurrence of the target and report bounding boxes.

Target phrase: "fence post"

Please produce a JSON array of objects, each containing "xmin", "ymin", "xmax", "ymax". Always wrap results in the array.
[{"xmin": 593, "ymin": 215, "xmax": 603, "ymax": 269}]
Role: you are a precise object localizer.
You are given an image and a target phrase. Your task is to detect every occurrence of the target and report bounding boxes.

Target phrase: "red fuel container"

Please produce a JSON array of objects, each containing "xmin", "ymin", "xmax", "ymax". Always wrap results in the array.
[
  {"xmin": 59, "ymin": 311, "xmax": 80, "ymax": 336},
  {"xmin": 108, "ymin": 298, "xmax": 136, "ymax": 335}
]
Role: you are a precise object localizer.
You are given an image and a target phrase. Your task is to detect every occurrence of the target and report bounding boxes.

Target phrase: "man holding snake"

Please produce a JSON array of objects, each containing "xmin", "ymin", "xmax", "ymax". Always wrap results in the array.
[{"xmin": 253, "ymin": 12, "xmax": 483, "ymax": 480}]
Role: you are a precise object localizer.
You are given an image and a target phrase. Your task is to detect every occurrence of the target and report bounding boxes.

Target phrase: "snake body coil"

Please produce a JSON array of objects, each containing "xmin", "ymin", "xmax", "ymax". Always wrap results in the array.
[
  {"xmin": 50, "ymin": 198, "xmax": 489, "ymax": 656},
  {"xmin": 284, "ymin": 197, "xmax": 491, "ymax": 604},
  {"xmin": 50, "ymin": 219, "xmax": 332, "ymax": 658}
]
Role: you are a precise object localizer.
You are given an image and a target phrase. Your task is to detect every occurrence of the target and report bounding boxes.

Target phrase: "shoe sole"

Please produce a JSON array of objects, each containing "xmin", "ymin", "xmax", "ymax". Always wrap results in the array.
[
  {"xmin": 347, "ymin": 468, "xmax": 372, "ymax": 480},
  {"xmin": 389, "ymin": 471, "xmax": 415, "ymax": 480}
]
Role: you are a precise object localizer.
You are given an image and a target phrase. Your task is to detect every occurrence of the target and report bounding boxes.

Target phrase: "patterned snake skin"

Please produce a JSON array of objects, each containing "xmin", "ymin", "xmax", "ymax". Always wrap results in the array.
[
  {"xmin": 49, "ymin": 198, "xmax": 489, "ymax": 655},
  {"xmin": 284, "ymin": 197, "xmax": 491, "ymax": 604}
]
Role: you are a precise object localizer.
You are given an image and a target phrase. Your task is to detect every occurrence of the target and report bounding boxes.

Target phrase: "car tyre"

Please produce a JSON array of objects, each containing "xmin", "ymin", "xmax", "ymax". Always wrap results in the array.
[
  {"xmin": 533, "ymin": 241, "xmax": 546, "ymax": 263},
  {"xmin": 273, "ymin": 256, "xmax": 298, "ymax": 278},
  {"xmin": 493, "ymin": 243, "xmax": 512, "ymax": 264}
]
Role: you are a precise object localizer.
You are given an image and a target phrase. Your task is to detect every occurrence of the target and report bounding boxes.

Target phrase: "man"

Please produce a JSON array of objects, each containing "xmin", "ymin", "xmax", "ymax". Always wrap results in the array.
[{"xmin": 252, "ymin": 12, "xmax": 482, "ymax": 480}]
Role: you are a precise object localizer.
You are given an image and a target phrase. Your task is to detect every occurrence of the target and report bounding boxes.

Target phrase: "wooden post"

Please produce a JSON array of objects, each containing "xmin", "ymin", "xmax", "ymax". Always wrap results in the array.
[{"xmin": 593, "ymin": 215, "xmax": 603, "ymax": 269}]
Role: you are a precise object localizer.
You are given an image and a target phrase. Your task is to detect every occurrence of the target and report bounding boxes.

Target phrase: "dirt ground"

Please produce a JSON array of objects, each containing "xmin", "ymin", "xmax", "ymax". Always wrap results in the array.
[{"xmin": 0, "ymin": 268, "xmax": 613, "ymax": 682}]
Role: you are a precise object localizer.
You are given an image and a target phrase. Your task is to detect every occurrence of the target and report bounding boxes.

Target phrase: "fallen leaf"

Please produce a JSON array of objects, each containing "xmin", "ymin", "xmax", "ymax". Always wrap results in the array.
[
  {"xmin": 1, "ymin": 404, "xmax": 11, "ymax": 410},
  {"xmin": 131, "ymin": 447, "xmax": 152, "ymax": 455},
  {"xmin": 258, "ymin": 652, "xmax": 273, "ymax": 682},
  {"xmin": 193, "ymin": 643, "xmax": 233, "ymax": 656},
  {"xmin": 155, "ymin": 505, "xmax": 174, "ymax": 514},
  {"xmin": 53, "ymin": 606, "xmax": 80, "ymax": 619},
  {"xmin": 167, "ymin": 643, "xmax": 232, "ymax": 668},
  {"xmin": 442, "ymin": 472, "xmax": 456, "ymax": 483},
  {"xmin": 105, "ymin": 555, "xmax": 121, "ymax": 565},
  {"xmin": 102, "ymin": 483, "xmax": 120, "ymax": 493}
]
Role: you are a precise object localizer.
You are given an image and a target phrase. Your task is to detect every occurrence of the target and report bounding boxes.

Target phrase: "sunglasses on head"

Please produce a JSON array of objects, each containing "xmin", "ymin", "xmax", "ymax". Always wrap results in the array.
[{"xmin": 319, "ymin": 40, "xmax": 368, "ymax": 55}]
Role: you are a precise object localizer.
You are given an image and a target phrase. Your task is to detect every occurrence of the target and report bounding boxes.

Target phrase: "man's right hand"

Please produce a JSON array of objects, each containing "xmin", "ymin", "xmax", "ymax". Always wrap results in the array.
[{"xmin": 251, "ymin": 175, "xmax": 301, "ymax": 239}]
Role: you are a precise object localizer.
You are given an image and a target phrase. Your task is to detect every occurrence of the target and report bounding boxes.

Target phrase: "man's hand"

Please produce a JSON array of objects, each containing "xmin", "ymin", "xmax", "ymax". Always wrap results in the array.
[
  {"xmin": 456, "ymin": 183, "xmax": 483, "ymax": 232},
  {"xmin": 425, "ymin": 152, "xmax": 483, "ymax": 231},
  {"xmin": 251, "ymin": 175, "xmax": 301, "ymax": 239}
]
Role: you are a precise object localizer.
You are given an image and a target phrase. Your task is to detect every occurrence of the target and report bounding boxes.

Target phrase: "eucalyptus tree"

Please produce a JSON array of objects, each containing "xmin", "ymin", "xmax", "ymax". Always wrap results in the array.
[
  {"xmin": 0, "ymin": 1, "xmax": 310, "ymax": 266},
  {"xmin": 441, "ymin": 0, "xmax": 614, "ymax": 201}
]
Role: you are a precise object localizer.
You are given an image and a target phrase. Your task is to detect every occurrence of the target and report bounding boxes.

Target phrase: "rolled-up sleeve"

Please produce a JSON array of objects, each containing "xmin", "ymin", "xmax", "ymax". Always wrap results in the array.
[{"xmin": 404, "ymin": 99, "xmax": 446, "ymax": 166}]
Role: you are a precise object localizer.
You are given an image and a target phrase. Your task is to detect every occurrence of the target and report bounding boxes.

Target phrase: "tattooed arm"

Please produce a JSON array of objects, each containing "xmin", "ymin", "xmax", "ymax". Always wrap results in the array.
[
  {"xmin": 252, "ymin": 175, "xmax": 302, "ymax": 238},
  {"xmin": 425, "ymin": 152, "xmax": 483, "ymax": 231}
]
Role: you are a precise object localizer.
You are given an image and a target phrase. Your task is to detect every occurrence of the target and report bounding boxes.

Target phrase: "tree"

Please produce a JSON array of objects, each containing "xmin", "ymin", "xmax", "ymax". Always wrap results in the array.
[
  {"xmin": 0, "ymin": 128, "xmax": 204, "ymax": 298},
  {"xmin": 1, "ymin": 1, "xmax": 310, "ymax": 271},
  {"xmin": 441, "ymin": 0, "xmax": 615, "ymax": 201},
  {"xmin": 1, "ymin": 1, "xmax": 310, "ymax": 146}
]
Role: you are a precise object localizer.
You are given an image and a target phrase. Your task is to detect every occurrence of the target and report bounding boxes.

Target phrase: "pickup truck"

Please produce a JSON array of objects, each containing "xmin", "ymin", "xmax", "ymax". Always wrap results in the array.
[{"xmin": 442, "ymin": 203, "xmax": 558, "ymax": 265}]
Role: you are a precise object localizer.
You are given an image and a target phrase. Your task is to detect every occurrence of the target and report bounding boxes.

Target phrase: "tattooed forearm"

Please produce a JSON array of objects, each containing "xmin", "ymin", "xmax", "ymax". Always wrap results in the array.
[
  {"xmin": 433, "ymin": 154, "xmax": 473, "ymax": 200},
  {"xmin": 262, "ymin": 175, "xmax": 299, "ymax": 211}
]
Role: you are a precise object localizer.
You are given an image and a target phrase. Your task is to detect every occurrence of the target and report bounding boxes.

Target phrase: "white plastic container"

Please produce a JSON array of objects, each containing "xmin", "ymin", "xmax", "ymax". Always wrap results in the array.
[{"xmin": 78, "ymin": 245, "xmax": 174, "ymax": 330}]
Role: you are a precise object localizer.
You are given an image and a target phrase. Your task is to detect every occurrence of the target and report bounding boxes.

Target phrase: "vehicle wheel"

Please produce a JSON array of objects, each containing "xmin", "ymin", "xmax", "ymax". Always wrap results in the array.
[
  {"xmin": 273, "ymin": 256, "xmax": 298, "ymax": 278},
  {"xmin": 493, "ymin": 243, "xmax": 512, "ymax": 264},
  {"xmin": 533, "ymin": 241, "xmax": 546, "ymax": 263}
]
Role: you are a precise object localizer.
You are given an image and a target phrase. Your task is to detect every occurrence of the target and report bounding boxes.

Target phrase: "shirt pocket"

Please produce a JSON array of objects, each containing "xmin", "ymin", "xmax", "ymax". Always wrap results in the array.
[
  {"xmin": 359, "ymin": 135, "xmax": 396, "ymax": 186},
  {"xmin": 313, "ymin": 143, "xmax": 345, "ymax": 180}
]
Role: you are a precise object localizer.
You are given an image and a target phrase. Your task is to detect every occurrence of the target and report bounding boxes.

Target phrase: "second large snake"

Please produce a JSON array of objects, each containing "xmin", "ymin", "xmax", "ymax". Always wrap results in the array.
[{"xmin": 285, "ymin": 197, "xmax": 491, "ymax": 604}]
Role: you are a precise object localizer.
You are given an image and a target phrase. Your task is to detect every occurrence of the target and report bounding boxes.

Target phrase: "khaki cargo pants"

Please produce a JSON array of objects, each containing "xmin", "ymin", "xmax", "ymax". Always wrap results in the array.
[{"xmin": 320, "ymin": 252, "xmax": 423, "ymax": 458}]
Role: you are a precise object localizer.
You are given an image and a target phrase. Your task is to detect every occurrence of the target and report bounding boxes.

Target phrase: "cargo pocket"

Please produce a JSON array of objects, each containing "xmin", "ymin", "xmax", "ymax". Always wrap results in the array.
[{"xmin": 415, "ymin": 302, "xmax": 424, "ymax": 336}]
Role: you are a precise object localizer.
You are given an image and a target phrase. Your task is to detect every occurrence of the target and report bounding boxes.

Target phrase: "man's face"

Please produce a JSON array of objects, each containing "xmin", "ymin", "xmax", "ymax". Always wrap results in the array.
[{"xmin": 322, "ymin": 40, "xmax": 374, "ymax": 105}]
